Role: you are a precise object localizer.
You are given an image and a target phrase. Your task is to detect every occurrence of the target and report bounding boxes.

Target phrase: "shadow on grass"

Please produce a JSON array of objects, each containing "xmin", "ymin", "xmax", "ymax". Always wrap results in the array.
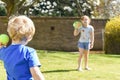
[
  {"xmin": 98, "ymin": 53, "xmax": 120, "ymax": 58},
  {"xmin": 106, "ymin": 55, "xmax": 120, "ymax": 58},
  {"xmin": 42, "ymin": 69, "xmax": 76, "ymax": 73}
]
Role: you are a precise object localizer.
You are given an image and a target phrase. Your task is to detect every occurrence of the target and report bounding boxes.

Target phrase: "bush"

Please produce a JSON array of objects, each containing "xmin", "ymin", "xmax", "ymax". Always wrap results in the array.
[
  {"xmin": 105, "ymin": 16, "xmax": 120, "ymax": 54},
  {"xmin": 0, "ymin": 5, "xmax": 7, "ymax": 16}
]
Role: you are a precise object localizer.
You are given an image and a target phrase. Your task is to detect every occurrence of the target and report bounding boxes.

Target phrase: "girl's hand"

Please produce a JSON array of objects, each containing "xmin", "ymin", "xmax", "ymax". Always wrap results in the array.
[
  {"xmin": 73, "ymin": 29, "xmax": 80, "ymax": 36},
  {"xmin": 90, "ymin": 43, "xmax": 94, "ymax": 49}
]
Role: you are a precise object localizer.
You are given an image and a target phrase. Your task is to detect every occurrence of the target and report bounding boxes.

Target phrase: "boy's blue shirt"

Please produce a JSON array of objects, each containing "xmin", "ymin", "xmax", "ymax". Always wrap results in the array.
[{"xmin": 0, "ymin": 44, "xmax": 41, "ymax": 80}]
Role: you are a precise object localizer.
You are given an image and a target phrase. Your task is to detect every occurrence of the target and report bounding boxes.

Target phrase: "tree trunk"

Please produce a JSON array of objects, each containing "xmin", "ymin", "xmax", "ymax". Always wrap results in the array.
[
  {"xmin": 1, "ymin": 0, "xmax": 39, "ymax": 17},
  {"xmin": 74, "ymin": 0, "xmax": 83, "ymax": 17}
]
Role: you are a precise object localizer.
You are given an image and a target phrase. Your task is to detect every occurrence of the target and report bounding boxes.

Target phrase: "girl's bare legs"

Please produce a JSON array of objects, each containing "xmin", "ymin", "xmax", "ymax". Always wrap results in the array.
[
  {"xmin": 84, "ymin": 50, "xmax": 91, "ymax": 70},
  {"xmin": 77, "ymin": 48, "xmax": 84, "ymax": 71}
]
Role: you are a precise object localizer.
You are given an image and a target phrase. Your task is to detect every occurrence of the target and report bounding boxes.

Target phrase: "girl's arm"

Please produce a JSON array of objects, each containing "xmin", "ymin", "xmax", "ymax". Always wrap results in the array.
[
  {"xmin": 90, "ymin": 30, "xmax": 94, "ymax": 49},
  {"xmin": 73, "ymin": 29, "xmax": 80, "ymax": 36},
  {"xmin": 30, "ymin": 66, "xmax": 45, "ymax": 80}
]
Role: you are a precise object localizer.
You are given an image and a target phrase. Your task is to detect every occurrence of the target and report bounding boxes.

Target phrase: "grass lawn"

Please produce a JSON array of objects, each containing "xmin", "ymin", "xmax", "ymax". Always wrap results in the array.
[{"xmin": 0, "ymin": 50, "xmax": 120, "ymax": 80}]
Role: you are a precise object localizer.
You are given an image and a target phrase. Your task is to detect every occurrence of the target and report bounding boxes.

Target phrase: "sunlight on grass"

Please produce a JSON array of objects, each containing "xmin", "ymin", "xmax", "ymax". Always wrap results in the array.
[
  {"xmin": 0, "ymin": 62, "xmax": 6, "ymax": 80},
  {"xmin": 0, "ymin": 50, "xmax": 120, "ymax": 80}
]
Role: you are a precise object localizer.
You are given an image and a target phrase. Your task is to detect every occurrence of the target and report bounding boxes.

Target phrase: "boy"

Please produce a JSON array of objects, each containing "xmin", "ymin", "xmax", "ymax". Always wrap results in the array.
[{"xmin": 0, "ymin": 15, "xmax": 45, "ymax": 80}]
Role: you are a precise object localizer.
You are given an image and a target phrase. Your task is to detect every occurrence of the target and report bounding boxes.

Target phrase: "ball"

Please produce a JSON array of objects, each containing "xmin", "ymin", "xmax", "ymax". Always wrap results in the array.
[
  {"xmin": 0, "ymin": 34, "xmax": 9, "ymax": 45},
  {"xmin": 73, "ymin": 21, "xmax": 81, "ymax": 29}
]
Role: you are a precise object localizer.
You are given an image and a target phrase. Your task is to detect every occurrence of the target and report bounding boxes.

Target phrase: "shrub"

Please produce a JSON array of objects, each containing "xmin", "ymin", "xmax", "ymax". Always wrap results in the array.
[
  {"xmin": 105, "ymin": 16, "xmax": 120, "ymax": 54},
  {"xmin": 0, "ymin": 5, "xmax": 7, "ymax": 16}
]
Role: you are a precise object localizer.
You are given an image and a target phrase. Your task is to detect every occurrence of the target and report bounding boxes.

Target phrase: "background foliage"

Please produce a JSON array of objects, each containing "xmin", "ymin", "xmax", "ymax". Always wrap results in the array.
[
  {"xmin": 0, "ymin": 0, "xmax": 120, "ymax": 19},
  {"xmin": 0, "ymin": 0, "xmax": 99, "ymax": 18},
  {"xmin": 0, "ymin": 4, "xmax": 6, "ymax": 16},
  {"xmin": 105, "ymin": 16, "xmax": 120, "ymax": 54}
]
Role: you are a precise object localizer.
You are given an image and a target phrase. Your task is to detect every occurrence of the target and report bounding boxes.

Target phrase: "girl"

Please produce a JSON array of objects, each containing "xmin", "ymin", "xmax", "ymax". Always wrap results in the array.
[{"xmin": 73, "ymin": 15, "xmax": 94, "ymax": 71}]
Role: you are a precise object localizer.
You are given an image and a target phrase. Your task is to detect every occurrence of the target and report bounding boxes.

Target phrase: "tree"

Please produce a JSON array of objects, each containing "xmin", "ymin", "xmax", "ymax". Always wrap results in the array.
[
  {"xmin": 1, "ymin": 0, "xmax": 40, "ymax": 17},
  {"xmin": 2, "ymin": 0, "xmax": 120, "ymax": 19},
  {"xmin": 30, "ymin": 0, "xmax": 95, "ymax": 17},
  {"xmin": 74, "ymin": 0, "xmax": 93, "ymax": 17},
  {"xmin": 105, "ymin": 0, "xmax": 120, "ymax": 18},
  {"xmin": 93, "ymin": 0, "xmax": 120, "ymax": 19}
]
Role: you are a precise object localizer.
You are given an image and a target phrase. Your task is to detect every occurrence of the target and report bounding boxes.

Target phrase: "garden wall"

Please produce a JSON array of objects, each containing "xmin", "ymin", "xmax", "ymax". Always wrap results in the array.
[{"xmin": 0, "ymin": 16, "xmax": 107, "ymax": 51}]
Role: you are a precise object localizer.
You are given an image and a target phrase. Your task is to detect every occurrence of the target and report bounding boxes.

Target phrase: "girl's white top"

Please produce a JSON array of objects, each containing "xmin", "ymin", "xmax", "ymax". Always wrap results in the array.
[{"xmin": 78, "ymin": 25, "xmax": 94, "ymax": 42}]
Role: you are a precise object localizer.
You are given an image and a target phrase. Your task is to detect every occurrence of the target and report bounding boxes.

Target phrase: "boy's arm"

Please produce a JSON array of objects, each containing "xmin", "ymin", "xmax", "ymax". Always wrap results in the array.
[{"xmin": 30, "ymin": 66, "xmax": 45, "ymax": 80}]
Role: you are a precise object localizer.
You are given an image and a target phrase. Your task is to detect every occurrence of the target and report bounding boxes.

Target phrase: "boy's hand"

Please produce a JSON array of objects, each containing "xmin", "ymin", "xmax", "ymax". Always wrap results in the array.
[
  {"xmin": 0, "ymin": 42, "xmax": 5, "ymax": 48},
  {"xmin": 0, "ymin": 34, "xmax": 9, "ymax": 47}
]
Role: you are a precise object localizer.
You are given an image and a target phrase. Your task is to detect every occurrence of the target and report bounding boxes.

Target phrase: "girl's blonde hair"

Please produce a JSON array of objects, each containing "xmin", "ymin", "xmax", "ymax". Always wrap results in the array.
[
  {"xmin": 81, "ymin": 15, "xmax": 91, "ymax": 23},
  {"xmin": 7, "ymin": 15, "xmax": 35, "ymax": 42}
]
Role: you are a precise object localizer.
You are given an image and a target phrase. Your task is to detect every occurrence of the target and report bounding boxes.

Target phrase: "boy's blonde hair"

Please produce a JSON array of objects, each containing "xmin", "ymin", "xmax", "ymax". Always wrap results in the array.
[{"xmin": 7, "ymin": 15, "xmax": 35, "ymax": 42}]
